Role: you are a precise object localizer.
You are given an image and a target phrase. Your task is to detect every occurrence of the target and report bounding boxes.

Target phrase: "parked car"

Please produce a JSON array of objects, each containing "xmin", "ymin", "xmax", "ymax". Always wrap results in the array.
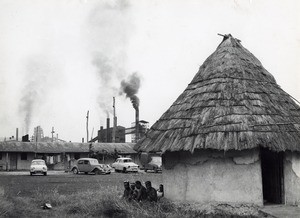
[
  {"xmin": 71, "ymin": 158, "xmax": 111, "ymax": 175},
  {"xmin": 142, "ymin": 155, "xmax": 162, "ymax": 173},
  {"xmin": 111, "ymin": 157, "xmax": 139, "ymax": 173},
  {"xmin": 30, "ymin": 159, "xmax": 47, "ymax": 176}
]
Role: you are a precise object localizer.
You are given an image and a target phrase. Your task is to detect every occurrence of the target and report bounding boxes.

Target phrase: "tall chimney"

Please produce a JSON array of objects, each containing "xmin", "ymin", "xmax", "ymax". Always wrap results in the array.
[
  {"xmin": 112, "ymin": 97, "xmax": 116, "ymax": 143},
  {"xmin": 135, "ymin": 107, "xmax": 139, "ymax": 142},
  {"xmin": 106, "ymin": 117, "xmax": 110, "ymax": 142},
  {"xmin": 16, "ymin": 128, "xmax": 19, "ymax": 141}
]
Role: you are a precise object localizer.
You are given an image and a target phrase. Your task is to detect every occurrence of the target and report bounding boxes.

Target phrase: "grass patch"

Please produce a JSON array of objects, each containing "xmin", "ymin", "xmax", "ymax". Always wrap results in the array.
[{"xmin": 0, "ymin": 185, "xmax": 262, "ymax": 217}]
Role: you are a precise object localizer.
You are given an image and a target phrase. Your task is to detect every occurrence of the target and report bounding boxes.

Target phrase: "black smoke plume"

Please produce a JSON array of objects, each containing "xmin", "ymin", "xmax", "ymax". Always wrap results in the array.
[{"xmin": 120, "ymin": 72, "xmax": 141, "ymax": 110}]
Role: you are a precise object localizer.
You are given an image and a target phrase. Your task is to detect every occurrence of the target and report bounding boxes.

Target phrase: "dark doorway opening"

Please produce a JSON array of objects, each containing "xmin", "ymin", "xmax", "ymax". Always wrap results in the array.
[{"xmin": 261, "ymin": 147, "xmax": 284, "ymax": 204}]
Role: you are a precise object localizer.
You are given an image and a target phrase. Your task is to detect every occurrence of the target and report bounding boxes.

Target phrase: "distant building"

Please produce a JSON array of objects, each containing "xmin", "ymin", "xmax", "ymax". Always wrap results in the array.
[
  {"xmin": 130, "ymin": 120, "xmax": 149, "ymax": 143},
  {"xmin": 31, "ymin": 126, "xmax": 44, "ymax": 142},
  {"xmin": 97, "ymin": 125, "xmax": 126, "ymax": 143},
  {"xmin": 90, "ymin": 118, "xmax": 126, "ymax": 143}
]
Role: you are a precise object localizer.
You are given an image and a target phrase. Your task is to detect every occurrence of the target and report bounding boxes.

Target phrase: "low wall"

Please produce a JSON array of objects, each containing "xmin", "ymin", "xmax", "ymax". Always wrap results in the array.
[
  {"xmin": 284, "ymin": 152, "xmax": 300, "ymax": 205},
  {"xmin": 163, "ymin": 149, "xmax": 263, "ymax": 205}
]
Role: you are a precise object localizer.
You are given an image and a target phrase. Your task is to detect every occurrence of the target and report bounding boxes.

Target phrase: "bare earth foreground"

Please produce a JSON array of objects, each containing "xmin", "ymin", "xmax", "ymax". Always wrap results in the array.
[{"xmin": 0, "ymin": 171, "xmax": 272, "ymax": 217}]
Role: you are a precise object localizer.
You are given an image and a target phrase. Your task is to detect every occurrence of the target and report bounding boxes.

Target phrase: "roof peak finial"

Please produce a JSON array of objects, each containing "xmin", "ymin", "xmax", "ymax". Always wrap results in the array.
[
  {"xmin": 217, "ymin": 33, "xmax": 241, "ymax": 43},
  {"xmin": 217, "ymin": 33, "xmax": 232, "ymax": 38}
]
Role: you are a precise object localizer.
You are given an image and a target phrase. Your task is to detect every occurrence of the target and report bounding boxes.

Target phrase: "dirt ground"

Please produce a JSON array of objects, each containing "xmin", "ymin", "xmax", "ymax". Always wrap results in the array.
[{"xmin": 0, "ymin": 170, "xmax": 163, "ymax": 198}]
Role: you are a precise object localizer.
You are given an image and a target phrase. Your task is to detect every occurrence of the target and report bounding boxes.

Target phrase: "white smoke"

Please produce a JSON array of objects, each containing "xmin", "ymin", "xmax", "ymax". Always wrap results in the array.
[{"xmin": 87, "ymin": 0, "xmax": 134, "ymax": 116}]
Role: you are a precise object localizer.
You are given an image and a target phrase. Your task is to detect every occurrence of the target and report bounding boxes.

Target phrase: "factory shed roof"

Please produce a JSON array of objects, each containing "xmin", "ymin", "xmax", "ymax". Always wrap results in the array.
[
  {"xmin": 0, "ymin": 142, "xmax": 137, "ymax": 154},
  {"xmin": 135, "ymin": 34, "xmax": 300, "ymax": 153}
]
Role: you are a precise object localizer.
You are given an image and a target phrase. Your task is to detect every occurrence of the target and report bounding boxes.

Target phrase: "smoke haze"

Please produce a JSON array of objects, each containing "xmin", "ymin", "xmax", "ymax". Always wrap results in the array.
[
  {"xmin": 87, "ymin": 0, "xmax": 133, "ymax": 116},
  {"xmin": 18, "ymin": 55, "xmax": 61, "ymax": 133}
]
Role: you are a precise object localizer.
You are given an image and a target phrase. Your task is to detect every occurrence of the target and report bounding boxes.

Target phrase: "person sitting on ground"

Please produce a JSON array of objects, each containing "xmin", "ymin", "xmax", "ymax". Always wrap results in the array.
[
  {"xmin": 122, "ymin": 181, "xmax": 131, "ymax": 200},
  {"xmin": 157, "ymin": 184, "xmax": 164, "ymax": 200},
  {"xmin": 134, "ymin": 180, "xmax": 147, "ymax": 202},
  {"xmin": 145, "ymin": 181, "xmax": 158, "ymax": 202},
  {"xmin": 129, "ymin": 183, "xmax": 136, "ymax": 200}
]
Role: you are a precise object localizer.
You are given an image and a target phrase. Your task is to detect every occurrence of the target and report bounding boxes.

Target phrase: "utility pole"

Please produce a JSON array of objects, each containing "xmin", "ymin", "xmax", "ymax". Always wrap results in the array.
[
  {"xmin": 51, "ymin": 127, "xmax": 55, "ymax": 142},
  {"xmin": 35, "ymin": 126, "xmax": 39, "ymax": 158},
  {"xmin": 86, "ymin": 110, "xmax": 89, "ymax": 143}
]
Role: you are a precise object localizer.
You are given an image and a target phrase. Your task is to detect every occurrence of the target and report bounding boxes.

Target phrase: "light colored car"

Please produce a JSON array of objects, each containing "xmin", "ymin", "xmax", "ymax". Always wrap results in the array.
[
  {"xmin": 30, "ymin": 159, "xmax": 47, "ymax": 176},
  {"xmin": 71, "ymin": 158, "xmax": 111, "ymax": 175},
  {"xmin": 111, "ymin": 157, "xmax": 139, "ymax": 173}
]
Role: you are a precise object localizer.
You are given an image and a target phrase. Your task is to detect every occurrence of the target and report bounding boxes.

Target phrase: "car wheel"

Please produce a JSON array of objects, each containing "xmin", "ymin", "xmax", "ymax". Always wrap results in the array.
[
  {"xmin": 144, "ymin": 169, "xmax": 147, "ymax": 173},
  {"xmin": 94, "ymin": 169, "xmax": 101, "ymax": 175},
  {"xmin": 30, "ymin": 172, "xmax": 33, "ymax": 176},
  {"xmin": 154, "ymin": 168, "xmax": 158, "ymax": 173},
  {"xmin": 122, "ymin": 167, "xmax": 126, "ymax": 173},
  {"xmin": 84, "ymin": 172, "xmax": 88, "ymax": 175},
  {"xmin": 44, "ymin": 172, "xmax": 47, "ymax": 176},
  {"xmin": 73, "ymin": 168, "xmax": 78, "ymax": 174}
]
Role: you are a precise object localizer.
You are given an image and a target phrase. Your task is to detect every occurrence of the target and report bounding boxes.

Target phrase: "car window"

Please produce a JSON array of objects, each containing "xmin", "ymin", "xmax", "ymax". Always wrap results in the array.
[
  {"xmin": 124, "ymin": 159, "xmax": 132, "ymax": 163},
  {"xmin": 32, "ymin": 161, "xmax": 45, "ymax": 165},
  {"xmin": 89, "ymin": 159, "xmax": 99, "ymax": 164},
  {"xmin": 78, "ymin": 160, "xmax": 84, "ymax": 164},
  {"xmin": 84, "ymin": 160, "xmax": 89, "ymax": 164}
]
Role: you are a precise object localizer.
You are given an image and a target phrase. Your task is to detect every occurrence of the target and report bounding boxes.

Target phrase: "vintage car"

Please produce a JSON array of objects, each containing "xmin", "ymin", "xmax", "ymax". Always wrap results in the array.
[
  {"xmin": 143, "ymin": 156, "xmax": 162, "ymax": 173},
  {"xmin": 111, "ymin": 157, "xmax": 139, "ymax": 173},
  {"xmin": 30, "ymin": 159, "xmax": 47, "ymax": 176},
  {"xmin": 71, "ymin": 158, "xmax": 111, "ymax": 175}
]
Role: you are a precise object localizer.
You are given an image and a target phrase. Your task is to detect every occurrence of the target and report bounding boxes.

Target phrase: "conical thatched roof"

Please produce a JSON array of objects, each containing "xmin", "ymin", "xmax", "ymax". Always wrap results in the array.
[{"xmin": 135, "ymin": 34, "xmax": 300, "ymax": 153}]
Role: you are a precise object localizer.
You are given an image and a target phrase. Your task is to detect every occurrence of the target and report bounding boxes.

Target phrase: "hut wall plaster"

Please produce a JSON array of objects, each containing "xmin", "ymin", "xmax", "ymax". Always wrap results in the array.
[
  {"xmin": 284, "ymin": 152, "xmax": 300, "ymax": 205},
  {"xmin": 162, "ymin": 149, "xmax": 263, "ymax": 205},
  {"xmin": 17, "ymin": 153, "xmax": 35, "ymax": 170}
]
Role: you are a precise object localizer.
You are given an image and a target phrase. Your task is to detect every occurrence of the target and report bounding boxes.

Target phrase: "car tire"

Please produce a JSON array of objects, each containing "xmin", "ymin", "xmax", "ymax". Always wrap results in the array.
[
  {"xmin": 144, "ymin": 169, "xmax": 147, "ymax": 173},
  {"xmin": 44, "ymin": 172, "xmax": 47, "ymax": 176},
  {"xmin": 73, "ymin": 168, "xmax": 78, "ymax": 174},
  {"xmin": 30, "ymin": 172, "xmax": 33, "ymax": 176},
  {"xmin": 122, "ymin": 167, "xmax": 126, "ymax": 173},
  {"xmin": 94, "ymin": 169, "xmax": 101, "ymax": 175}
]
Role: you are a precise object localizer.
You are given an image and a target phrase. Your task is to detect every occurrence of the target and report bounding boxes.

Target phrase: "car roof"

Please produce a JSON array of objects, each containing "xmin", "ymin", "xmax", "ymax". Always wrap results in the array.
[
  {"xmin": 117, "ymin": 157, "xmax": 132, "ymax": 160},
  {"xmin": 32, "ymin": 159, "xmax": 45, "ymax": 162},
  {"xmin": 78, "ymin": 158, "xmax": 97, "ymax": 161}
]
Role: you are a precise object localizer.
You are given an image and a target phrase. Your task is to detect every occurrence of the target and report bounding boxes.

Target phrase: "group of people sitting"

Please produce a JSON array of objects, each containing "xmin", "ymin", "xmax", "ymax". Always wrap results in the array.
[{"xmin": 123, "ymin": 180, "xmax": 164, "ymax": 202}]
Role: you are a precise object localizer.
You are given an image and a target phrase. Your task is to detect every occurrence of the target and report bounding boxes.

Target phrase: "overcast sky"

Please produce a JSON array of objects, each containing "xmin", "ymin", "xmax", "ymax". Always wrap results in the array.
[{"xmin": 0, "ymin": 0, "xmax": 299, "ymax": 142}]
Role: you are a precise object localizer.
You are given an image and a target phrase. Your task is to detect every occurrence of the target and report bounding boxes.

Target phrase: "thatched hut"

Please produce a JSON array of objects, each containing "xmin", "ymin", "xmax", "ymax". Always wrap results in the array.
[{"xmin": 135, "ymin": 34, "xmax": 300, "ymax": 206}]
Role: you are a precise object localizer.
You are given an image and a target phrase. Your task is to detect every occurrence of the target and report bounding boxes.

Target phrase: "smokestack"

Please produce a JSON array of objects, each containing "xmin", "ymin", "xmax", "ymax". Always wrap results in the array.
[
  {"xmin": 135, "ymin": 107, "xmax": 139, "ymax": 142},
  {"xmin": 106, "ymin": 117, "xmax": 110, "ymax": 142},
  {"xmin": 112, "ymin": 97, "xmax": 116, "ymax": 143},
  {"xmin": 16, "ymin": 128, "xmax": 19, "ymax": 141}
]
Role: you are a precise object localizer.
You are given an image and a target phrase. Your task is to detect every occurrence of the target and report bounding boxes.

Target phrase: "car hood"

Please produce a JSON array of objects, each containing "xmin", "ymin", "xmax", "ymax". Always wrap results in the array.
[{"xmin": 31, "ymin": 165, "xmax": 47, "ymax": 169}]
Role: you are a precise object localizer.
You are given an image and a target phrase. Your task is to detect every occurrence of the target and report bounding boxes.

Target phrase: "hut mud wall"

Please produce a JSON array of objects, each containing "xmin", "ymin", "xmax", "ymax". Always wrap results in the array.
[
  {"xmin": 163, "ymin": 149, "xmax": 263, "ymax": 205},
  {"xmin": 284, "ymin": 151, "xmax": 300, "ymax": 205}
]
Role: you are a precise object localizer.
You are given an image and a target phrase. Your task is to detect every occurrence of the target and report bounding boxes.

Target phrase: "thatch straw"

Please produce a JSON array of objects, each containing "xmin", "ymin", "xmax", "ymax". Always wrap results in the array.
[{"xmin": 135, "ymin": 34, "xmax": 300, "ymax": 153}]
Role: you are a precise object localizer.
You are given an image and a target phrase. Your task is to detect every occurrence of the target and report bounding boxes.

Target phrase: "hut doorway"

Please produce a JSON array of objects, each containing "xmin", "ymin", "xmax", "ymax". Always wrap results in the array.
[{"xmin": 260, "ymin": 148, "xmax": 284, "ymax": 204}]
